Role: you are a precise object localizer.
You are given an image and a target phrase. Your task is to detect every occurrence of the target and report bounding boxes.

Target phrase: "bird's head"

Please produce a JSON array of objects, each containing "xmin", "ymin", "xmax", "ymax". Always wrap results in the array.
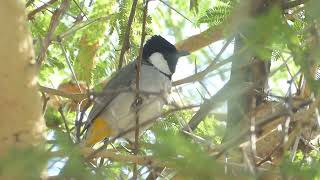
[{"xmin": 142, "ymin": 35, "xmax": 189, "ymax": 75}]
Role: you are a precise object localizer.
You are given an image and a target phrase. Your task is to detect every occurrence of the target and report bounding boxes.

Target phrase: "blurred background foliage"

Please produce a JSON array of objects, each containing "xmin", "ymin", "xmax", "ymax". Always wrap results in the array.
[{"xmin": 2, "ymin": 0, "xmax": 318, "ymax": 179}]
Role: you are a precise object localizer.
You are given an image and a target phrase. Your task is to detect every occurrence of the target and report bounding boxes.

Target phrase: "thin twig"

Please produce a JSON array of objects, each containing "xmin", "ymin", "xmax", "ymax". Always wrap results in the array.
[
  {"xmin": 36, "ymin": 0, "xmax": 70, "ymax": 65},
  {"xmin": 242, "ymin": 147, "xmax": 256, "ymax": 175},
  {"xmin": 290, "ymin": 134, "xmax": 301, "ymax": 161},
  {"xmin": 282, "ymin": 55, "xmax": 299, "ymax": 90},
  {"xmin": 248, "ymin": 97, "xmax": 257, "ymax": 174},
  {"xmin": 50, "ymin": 148, "xmax": 276, "ymax": 180},
  {"xmin": 186, "ymin": 53, "xmax": 294, "ymax": 135},
  {"xmin": 117, "ymin": 0, "xmax": 139, "ymax": 70},
  {"xmin": 57, "ymin": 40, "xmax": 83, "ymax": 93},
  {"xmin": 38, "ymin": 85, "xmax": 169, "ymax": 103},
  {"xmin": 256, "ymin": 142, "xmax": 282, "ymax": 166},
  {"xmin": 75, "ymin": 103, "xmax": 82, "ymax": 143},
  {"xmin": 212, "ymin": 97, "xmax": 319, "ymax": 158},
  {"xmin": 53, "ymin": 147, "xmax": 157, "ymax": 166},
  {"xmin": 282, "ymin": 0, "xmax": 309, "ymax": 9},
  {"xmin": 213, "ymin": 112, "xmax": 288, "ymax": 158},
  {"xmin": 300, "ymin": 136, "xmax": 320, "ymax": 152},
  {"xmin": 187, "ymin": 81, "xmax": 254, "ymax": 131},
  {"xmin": 199, "ymin": 81, "xmax": 212, "ymax": 97},
  {"xmin": 72, "ymin": 0, "xmax": 88, "ymax": 19},
  {"xmin": 85, "ymin": 104, "xmax": 199, "ymax": 160},
  {"xmin": 57, "ymin": 15, "xmax": 112, "ymax": 39},
  {"xmin": 133, "ymin": 1, "xmax": 149, "ymax": 179},
  {"xmin": 158, "ymin": 0, "xmax": 194, "ymax": 24},
  {"xmin": 26, "ymin": 0, "xmax": 35, "ymax": 7},
  {"xmin": 38, "ymin": 85, "xmax": 87, "ymax": 101},
  {"xmin": 27, "ymin": 0, "xmax": 59, "ymax": 20},
  {"xmin": 58, "ymin": 106, "xmax": 72, "ymax": 142},
  {"xmin": 173, "ymin": 39, "xmax": 234, "ymax": 86},
  {"xmin": 41, "ymin": 92, "xmax": 50, "ymax": 113},
  {"xmin": 282, "ymin": 70, "xmax": 300, "ymax": 150},
  {"xmin": 76, "ymin": 97, "xmax": 93, "ymax": 143}
]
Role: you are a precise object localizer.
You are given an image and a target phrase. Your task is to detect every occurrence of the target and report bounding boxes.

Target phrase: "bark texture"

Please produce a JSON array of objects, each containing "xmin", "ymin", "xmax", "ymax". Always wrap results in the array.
[{"xmin": 0, "ymin": 1, "xmax": 44, "ymax": 155}]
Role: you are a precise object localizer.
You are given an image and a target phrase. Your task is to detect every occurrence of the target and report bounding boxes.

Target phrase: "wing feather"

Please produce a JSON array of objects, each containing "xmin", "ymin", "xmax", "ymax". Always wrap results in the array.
[{"xmin": 84, "ymin": 62, "xmax": 136, "ymax": 130}]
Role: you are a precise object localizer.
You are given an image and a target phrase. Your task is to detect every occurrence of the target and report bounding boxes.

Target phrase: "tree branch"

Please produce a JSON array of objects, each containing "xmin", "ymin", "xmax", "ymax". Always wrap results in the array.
[
  {"xmin": 58, "ymin": 40, "xmax": 83, "ymax": 93},
  {"xmin": 175, "ymin": 25, "xmax": 224, "ymax": 53},
  {"xmin": 72, "ymin": 0, "xmax": 88, "ymax": 19},
  {"xmin": 85, "ymin": 105, "xmax": 199, "ymax": 160},
  {"xmin": 159, "ymin": 0, "xmax": 193, "ymax": 24},
  {"xmin": 50, "ymin": 147, "xmax": 158, "ymax": 166},
  {"xmin": 173, "ymin": 39, "xmax": 233, "ymax": 86},
  {"xmin": 117, "ymin": 0, "xmax": 139, "ymax": 70},
  {"xmin": 58, "ymin": 106, "xmax": 72, "ymax": 141},
  {"xmin": 133, "ymin": 1, "xmax": 149, "ymax": 178},
  {"xmin": 49, "ymin": 147, "xmax": 275, "ymax": 179},
  {"xmin": 211, "ymin": 97, "xmax": 319, "ymax": 158},
  {"xmin": 282, "ymin": 0, "xmax": 309, "ymax": 9},
  {"xmin": 173, "ymin": 0, "xmax": 308, "ymax": 53},
  {"xmin": 186, "ymin": 81, "xmax": 254, "ymax": 131},
  {"xmin": 0, "ymin": 0, "xmax": 44, "ymax": 156},
  {"xmin": 38, "ymin": 85, "xmax": 173, "ymax": 102},
  {"xmin": 38, "ymin": 85, "xmax": 87, "ymax": 101},
  {"xmin": 27, "ymin": 0, "xmax": 59, "ymax": 20},
  {"xmin": 36, "ymin": 0, "xmax": 70, "ymax": 65}
]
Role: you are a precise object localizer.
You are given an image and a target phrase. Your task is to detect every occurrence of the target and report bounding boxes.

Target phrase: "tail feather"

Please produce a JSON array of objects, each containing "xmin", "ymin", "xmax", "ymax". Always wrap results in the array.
[{"xmin": 83, "ymin": 117, "xmax": 113, "ymax": 146}]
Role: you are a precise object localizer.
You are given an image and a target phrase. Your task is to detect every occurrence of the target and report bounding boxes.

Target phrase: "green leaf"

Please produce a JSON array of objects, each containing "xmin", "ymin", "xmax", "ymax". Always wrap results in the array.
[{"xmin": 198, "ymin": 4, "xmax": 231, "ymax": 26}]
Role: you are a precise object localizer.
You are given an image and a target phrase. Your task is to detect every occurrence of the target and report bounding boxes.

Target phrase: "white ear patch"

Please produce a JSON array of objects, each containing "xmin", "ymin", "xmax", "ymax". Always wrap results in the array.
[{"xmin": 149, "ymin": 52, "xmax": 171, "ymax": 75}]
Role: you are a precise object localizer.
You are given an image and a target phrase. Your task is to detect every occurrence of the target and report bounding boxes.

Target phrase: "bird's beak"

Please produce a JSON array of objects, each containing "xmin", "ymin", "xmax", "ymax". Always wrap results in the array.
[{"xmin": 176, "ymin": 50, "xmax": 190, "ymax": 58}]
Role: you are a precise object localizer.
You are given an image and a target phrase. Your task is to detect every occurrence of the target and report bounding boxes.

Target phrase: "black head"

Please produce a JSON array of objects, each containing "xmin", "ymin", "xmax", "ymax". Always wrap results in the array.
[{"xmin": 142, "ymin": 35, "xmax": 189, "ymax": 74}]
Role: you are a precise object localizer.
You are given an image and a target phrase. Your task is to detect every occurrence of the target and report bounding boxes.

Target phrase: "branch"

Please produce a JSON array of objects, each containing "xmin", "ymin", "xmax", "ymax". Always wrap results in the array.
[
  {"xmin": 173, "ymin": 57, "xmax": 232, "ymax": 86},
  {"xmin": 282, "ymin": 0, "xmax": 309, "ymax": 9},
  {"xmin": 133, "ymin": 1, "xmax": 149, "ymax": 178},
  {"xmin": 49, "ymin": 147, "xmax": 275, "ymax": 180},
  {"xmin": 173, "ymin": 0, "xmax": 308, "ymax": 53},
  {"xmin": 186, "ymin": 81, "xmax": 254, "ymax": 131},
  {"xmin": 38, "ymin": 85, "xmax": 172, "ymax": 102},
  {"xmin": 72, "ymin": 0, "xmax": 88, "ymax": 19},
  {"xmin": 211, "ymin": 97, "xmax": 319, "ymax": 158},
  {"xmin": 117, "ymin": 0, "xmax": 139, "ymax": 70},
  {"xmin": 38, "ymin": 85, "xmax": 87, "ymax": 101},
  {"xmin": 26, "ymin": 0, "xmax": 34, "ymax": 7},
  {"xmin": 192, "ymin": 53, "xmax": 288, "ymax": 136},
  {"xmin": 84, "ymin": 148, "xmax": 157, "ymax": 165},
  {"xmin": 58, "ymin": 40, "xmax": 83, "ymax": 92},
  {"xmin": 175, "ymin": 25, "xmax": 224, "ymax": 53},
  {"xmin": 36, "ymin": 0, "xmax": 70, "ymax": 65},
  {"xmin": 27, "ymin": 0, "xmax": 59, "ymax": 20},
  {"xmin": 57, "ymin": 15, "xmax": 112, "ymax": 39},
  {"xmin": 173, "ymin": 39, "xmax": 233, "ymax": 86},
  {"xmin": 0, "ymin": 0, "xmax": 44, "ymax": 155},
  {"xmin": 58, "ymin": 106, "xmax": 72, "ymax": 141},
  {"xmin": 86, "ymin": 105, "xmax": 199, "ymax": 160},
  {"xmin": 159, "ymin": 0, "xmax": 193, "ymax": 24}
]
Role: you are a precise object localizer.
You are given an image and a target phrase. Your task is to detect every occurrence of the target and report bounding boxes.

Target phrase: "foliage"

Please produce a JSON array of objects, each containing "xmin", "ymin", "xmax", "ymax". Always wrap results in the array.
[
  {"xmin": 198, "ymin": 3, "xmax": 231, "ymax": 27},
  {"xmin": 0, "ymin": 147, "xmax": 48, "ymax": 180},
  {"xmin": 16, "ymin": 0, "xmax": 320, "ymax": 179}
]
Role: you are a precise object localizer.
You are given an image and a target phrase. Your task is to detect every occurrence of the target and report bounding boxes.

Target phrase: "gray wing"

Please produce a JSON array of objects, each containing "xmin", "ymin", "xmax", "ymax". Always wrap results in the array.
[{"xmin": 84, "ymin": 62, "xmax": 136, "ymax": 129}]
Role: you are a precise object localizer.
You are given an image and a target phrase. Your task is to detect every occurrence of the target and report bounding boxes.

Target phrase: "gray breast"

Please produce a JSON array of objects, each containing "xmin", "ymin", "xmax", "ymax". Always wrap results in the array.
[
  {"xmin": 103, "ymin": 64, "xmax": 172, "ymax": 140},
  {"xmin": 139, "ymin": 64, "xmax": 172, "ymax": 95}
]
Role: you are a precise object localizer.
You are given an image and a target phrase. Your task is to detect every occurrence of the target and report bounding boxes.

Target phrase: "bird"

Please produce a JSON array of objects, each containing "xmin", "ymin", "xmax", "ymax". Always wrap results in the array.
[{"xmin": 83, "ymin": 35, "xmax": 189, "ymax": 146}]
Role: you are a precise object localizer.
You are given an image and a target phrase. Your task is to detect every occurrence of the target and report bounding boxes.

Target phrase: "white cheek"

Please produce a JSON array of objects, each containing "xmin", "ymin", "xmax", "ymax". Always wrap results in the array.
[{"xmin": 149, "ymin": 52, "xmax": 171, "ymax": 75}]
